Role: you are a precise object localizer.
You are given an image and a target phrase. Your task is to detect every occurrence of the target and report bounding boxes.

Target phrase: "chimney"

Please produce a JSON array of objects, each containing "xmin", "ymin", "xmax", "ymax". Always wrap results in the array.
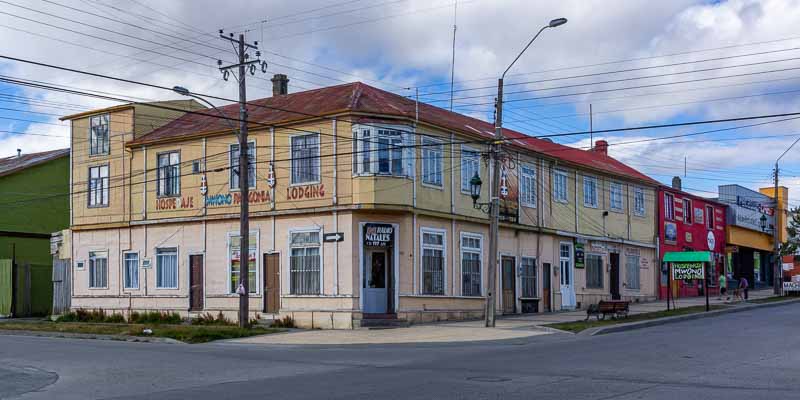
[
  {"xmin": 592, "ymin": 140, "xmax": 608, "ymax": 155},
  {"xmin": 271, "ymin": 74, "xmax": 289, "ymax": 96},
  {"xmin": 672, "ymin": 176, "xmax": 682, "ymax": 191},
  {"xmin": 16, "ymin": 149, "xmax": 21, "ymax": 158}
]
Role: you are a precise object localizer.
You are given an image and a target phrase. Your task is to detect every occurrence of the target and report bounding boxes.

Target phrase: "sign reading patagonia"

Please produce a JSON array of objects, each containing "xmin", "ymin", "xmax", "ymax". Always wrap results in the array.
[
  {"xmin": 672, "ymin": 262, "xmax": 705, "ymax": 280},
  {"xmin": 364, "ymin": 223, "xmax": 394, "ymax": 247}
]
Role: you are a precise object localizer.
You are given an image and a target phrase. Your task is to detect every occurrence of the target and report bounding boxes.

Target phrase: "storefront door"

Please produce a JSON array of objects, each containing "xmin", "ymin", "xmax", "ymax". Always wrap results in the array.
[
  {"xmin": 610, "ymin": 253, "xmax": 621, "ymax": 300},
  {"xmin": 364, "ymin": 250, "xmax": 388, "ymax": 314},
  {"xmin": 560, "ymin": 243, "xmax": 576, "ymax": 309},
  {"xmin": 501, "ymin": 256, "xmax": 516, "ymax": 314}
]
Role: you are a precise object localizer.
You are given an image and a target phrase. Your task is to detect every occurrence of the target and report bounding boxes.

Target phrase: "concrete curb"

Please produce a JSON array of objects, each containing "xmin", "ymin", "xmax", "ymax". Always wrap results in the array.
[
  {"xmin": 0, "ymin": 329, "xmax": 183, "ymax": 344},
  {"xmin": 581, "ymin": 298, "xmax": 800, "ymax": 336}
]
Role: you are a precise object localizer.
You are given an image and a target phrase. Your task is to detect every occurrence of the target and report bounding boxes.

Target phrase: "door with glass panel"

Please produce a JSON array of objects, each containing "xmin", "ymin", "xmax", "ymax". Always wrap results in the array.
[
  {"xmin": 501, "ymin": 256, "xmax": 516, "ymax": 314},
  {"xmin": 559, "ymin": 243, "xmax": 576, "ymax": 309},
  {"xmin": 364, "ymin": 250, "xmax": 388, "ymax": 314}
]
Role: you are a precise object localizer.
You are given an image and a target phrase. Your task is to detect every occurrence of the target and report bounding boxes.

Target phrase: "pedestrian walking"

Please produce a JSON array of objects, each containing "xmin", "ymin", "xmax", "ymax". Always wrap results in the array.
[
  {"xmin": 738, "ymin": 276, "xmax": 749, "ymax": 302},
  {"xmin": 718, "ymin": 273, "xmax": 728, "ymax": 301}
]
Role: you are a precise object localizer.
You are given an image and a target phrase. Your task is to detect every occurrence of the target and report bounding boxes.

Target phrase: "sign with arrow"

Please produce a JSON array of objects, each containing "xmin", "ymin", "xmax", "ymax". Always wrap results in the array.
[{"xmin": 323, "ymin": 232, "xmax": 345, "ymax": 243}]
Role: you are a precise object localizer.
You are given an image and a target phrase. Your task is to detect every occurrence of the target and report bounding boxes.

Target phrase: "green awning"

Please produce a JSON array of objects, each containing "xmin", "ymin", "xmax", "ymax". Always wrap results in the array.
[{"xmin": 663, "ymin": 251, "xmax": 712, "ymax": 263}]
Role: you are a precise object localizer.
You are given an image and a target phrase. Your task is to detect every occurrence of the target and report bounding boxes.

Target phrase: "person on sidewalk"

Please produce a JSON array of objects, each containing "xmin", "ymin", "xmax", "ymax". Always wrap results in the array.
[
  {"xmin": 718, "ymin": 274, "xmax": 729, "ymax": 301},
  {"xmin": 738, "ymin": 276, "xmax": 749, "ymax": 302}
]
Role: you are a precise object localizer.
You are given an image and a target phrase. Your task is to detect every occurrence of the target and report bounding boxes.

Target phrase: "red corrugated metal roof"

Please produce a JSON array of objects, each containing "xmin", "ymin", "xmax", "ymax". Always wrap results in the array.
[
  {"xmin": 0, "ymin": 148, "xmax": 69, "ymax": 178},
  {"xmin": 132, "ymin": 82, "xmax": 658, "ymax": 184}
]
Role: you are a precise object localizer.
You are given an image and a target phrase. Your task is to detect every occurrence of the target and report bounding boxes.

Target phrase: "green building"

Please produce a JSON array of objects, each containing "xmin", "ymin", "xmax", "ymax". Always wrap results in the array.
[{"xmin": 0, "ymin": 148, "xmax": 69, "ymax": 317}]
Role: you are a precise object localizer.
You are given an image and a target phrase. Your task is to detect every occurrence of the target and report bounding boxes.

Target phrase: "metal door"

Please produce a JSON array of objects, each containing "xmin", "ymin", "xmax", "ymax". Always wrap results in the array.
[
  {"xmin": 189, "ymin": 255, "xmax": 204, "ymax": 311},
  {"xmin": 363, "ymin": 250, "xmax": 388, "ymax": 314},
  {"xmin": 560, "ymin": 243, "xmax": 576, "ymax": 309},
  {"xmin": 502, "ymin": 256, "xmax": 516, "ymax": 314},
  {"xmin": 610, "ymin": 253, "xmax": 621, "ymax": 300},
  {"xmin": 263, "ymin": 253, "xmax": 280, "ymax": 313}
]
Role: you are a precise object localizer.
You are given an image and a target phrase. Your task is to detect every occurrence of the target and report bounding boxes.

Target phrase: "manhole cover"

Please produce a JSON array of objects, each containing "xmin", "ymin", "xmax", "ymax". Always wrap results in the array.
[{"xmin": 467, "ymin": 376, "xmax": 512, "ymax": 383}]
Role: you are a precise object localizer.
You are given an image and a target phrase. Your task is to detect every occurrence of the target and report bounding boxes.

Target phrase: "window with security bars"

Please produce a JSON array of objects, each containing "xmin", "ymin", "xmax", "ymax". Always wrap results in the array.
[
  {"xmin": 422, "ymin": 230, "xmax": 445, "ymax": 295},
  {"xmin": 354, "ymin": 128, "xmax": 414, "ymax": 177},
  {"xmin": 290, "ymin": 231, "xmax": 321, "ymax": 295},
  {"xmin": 89, "ymin": 114, "xmax": 109, "ymax": 155},
  {"xmin": 422, "ymin": 137, "xmax": 443, "ymax": 186},
  {"xmin": 88, "ymin": 251, "xmax": 107, "ymax": 288},
  {"xmin": 156, "ymin": 248, "xmax": 178, "ymax": 289},
  {"xmin": 123, "ymin": 252, "xmax": 139, "ymax": 289},
  {"xmin": 230, "ymin": 142, "xmax": 255, "ymax": 190},
  {"xmin": 583, "ymin": 176, "xmax": 598, "ymax": 208},
  {"xmin": 625, "ymin": 255, "xmax": 640, "ymax": 290},
  {"xmin": 229, "ymin": 235, "xmax": 257, "ymax": 294},
  {"xmin": 521, "ymin": 165, "xmax": 536, "ymax": 207},
  {"xmin": 461, "ymin": 147, "xmax": 480, "ymax": 193},
  {"xmin": 521, "ymin": 257, "xmax": 537, "ymax": 298},
  {"xmin": 157, "ymin": 151, "xmax": 180, "ymax": 196},
  {"xmin": 461, "ymin": 234, "xmax": 481, "ymax": 297},
  {"xmin": 88, "ymin": 165, "xmax": 108, "ymax": 207},
  {"xmin": 586, "ymin": 254, "xmax": 603, "ymax": 289},
  {"xmin": 291, "ymin": 134, "xmax": 320, "ymax": 184},
  {"xmin": 610, "ymin": 182, "xmax": 623, "ymax": 211}
]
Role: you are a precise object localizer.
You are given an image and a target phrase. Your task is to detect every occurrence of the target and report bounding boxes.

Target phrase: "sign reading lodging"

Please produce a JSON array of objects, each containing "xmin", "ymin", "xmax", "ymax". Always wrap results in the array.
[
  {"xmin": 364, "ymin": 224, "xmax": 394, "ymax": 247},
  {"xmin": 672, "ymin": 262, "xmax": 705, "ymax": 280}
]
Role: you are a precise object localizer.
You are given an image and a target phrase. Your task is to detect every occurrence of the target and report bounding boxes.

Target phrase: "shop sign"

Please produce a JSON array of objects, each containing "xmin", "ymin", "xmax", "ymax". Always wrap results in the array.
[
  {"xmin": 782, "ymin": 263, "xmax": 794, "ymax": 271},
  {"xmin": 574, "ymin": 242, "xmax": 585, "ymax": 268},
  {"xmin": 719, "ymin": 185, "xmax": 774, "ymax": 231},
  {"xmin": 205, "ymin": 190, "xmax": 272, "ymax": 207},
  {"xmin": 672, "ymin": 262, "xmax": 705, "ymax": 280},
  {"xmin": 624, "ymin": 247, "xmax": 640, "ymax": 257},
  {"xmin": 784, "ymin": 281, "xmax": 800, "ymax": 292},
  {"xmin": 607, "ymin": 244, "xmax": 620, "ymax": 253},
  {"xmin": 664, "ymin": 222, "xmax": 677, "ymax": 244},
  {"xmin": 364, "ymin": 224, "xmax": 394, "ymax": 247},
  {"xmin": 590, "ymin": 242, "xmax": 606, "ymax": 252}
]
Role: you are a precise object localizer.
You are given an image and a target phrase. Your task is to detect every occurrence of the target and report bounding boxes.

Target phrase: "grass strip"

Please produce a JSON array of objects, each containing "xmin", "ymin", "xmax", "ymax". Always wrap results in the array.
[
  {"xmin": 0, "ymin": 322, "xmax": 281, "ymax": 343},
  {"xmin": 544, "ymin": 304, "xmax": 728, "ymax": 333}
]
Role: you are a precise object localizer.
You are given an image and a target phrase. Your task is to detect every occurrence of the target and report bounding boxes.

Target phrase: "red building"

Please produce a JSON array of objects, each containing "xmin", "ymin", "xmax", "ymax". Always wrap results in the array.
[{"xmin": 658, "ymin": 178, "xmax": 727, "ymax": 298}]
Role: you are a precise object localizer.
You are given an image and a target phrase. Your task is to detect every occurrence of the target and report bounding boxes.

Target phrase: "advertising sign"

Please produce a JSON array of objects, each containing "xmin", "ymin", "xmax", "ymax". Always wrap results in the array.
[
  {"xmin": 784, "ymin": 281, "xmax": 800, "ymax": 292},
  {"xmin": 364, "ymin": 224, "xmax": 394, "ymax": 247},
  {"xmin": 718, "ymin": 185, "xmax": 774, "ymax": 231},
  {"xmin": 672, "ymin": 262, "xmax": 705, "ymax": 280},
  {"xmin": 574, "ymin": 242, "xmax": 585, "ymax": 269},
  {"xmin": 664, "ymin": 222, "xmax": 677, "ymax": 244}
]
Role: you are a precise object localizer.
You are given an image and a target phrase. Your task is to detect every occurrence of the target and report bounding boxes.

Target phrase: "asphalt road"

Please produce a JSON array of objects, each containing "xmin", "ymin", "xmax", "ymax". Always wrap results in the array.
[{"xmin": 2, "ymin": 303, "xmax": 799, "ymax": 400}]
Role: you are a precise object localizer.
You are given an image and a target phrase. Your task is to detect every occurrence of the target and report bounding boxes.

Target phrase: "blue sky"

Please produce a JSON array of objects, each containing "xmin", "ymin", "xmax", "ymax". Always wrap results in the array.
[{"xmin": 1, "ymin": 0, "xmax": 800, "ymax": 207}]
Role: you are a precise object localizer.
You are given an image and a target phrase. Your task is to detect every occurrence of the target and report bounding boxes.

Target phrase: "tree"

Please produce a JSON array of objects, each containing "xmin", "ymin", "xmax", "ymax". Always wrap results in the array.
[{"xmin": 779, "ymin": 206, "xmax": 800, "ymax": 256}]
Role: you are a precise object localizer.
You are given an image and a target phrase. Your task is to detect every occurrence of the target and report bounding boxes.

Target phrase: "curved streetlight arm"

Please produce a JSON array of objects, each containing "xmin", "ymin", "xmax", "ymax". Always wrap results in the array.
[
  {"xmin": 777, "ymin": 136, "xmax": 800, "ymax": 164},
  {"xmin": 502, "ymin": 25, "xmax": 549, "ymax": 80},
  {"xmin": 173, "ymin": 86, "xmax": 238, "ymax": 132}
]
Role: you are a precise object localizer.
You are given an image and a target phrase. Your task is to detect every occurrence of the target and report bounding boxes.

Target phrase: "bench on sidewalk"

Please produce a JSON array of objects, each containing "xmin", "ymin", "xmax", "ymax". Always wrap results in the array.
[{"xmin": 585, "ymin": 300, "xmax": 630, "ymax": 321}]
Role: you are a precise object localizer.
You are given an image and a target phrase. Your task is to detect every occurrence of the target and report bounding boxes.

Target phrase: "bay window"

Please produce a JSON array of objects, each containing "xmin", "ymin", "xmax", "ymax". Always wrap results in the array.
[{"xmin": 353, "ymin": 126, "xmax": 413, "ymax": 177}]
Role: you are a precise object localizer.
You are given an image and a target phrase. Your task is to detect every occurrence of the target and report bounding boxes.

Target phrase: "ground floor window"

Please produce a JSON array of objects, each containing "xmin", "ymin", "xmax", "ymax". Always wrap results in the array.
[
  {"xmin": 422, "ymin": 229, "xmax": 445, "ymax": 295},
  {"xmin": 521, "ymin": 257, "xmax": 537, "ymax": 298},
  {"xmin": 229, "ymin": 235, "xmax": 257, "ymax": 294},
  {"xmin": 156, "ymin": 248, "xmax": 178, "ymax": 289},
  {"xmin": 625, "ymin": 255, "xmax": 640, "ymax": 290},
  {"xmin": 460, "ymin": 233, "xmax": 481, "ymax": 297},
  {"xmin": 586, "ymin": 254, "xmax": 603, "ymax": 289},
  {"xmin": 123, "ymin": 252, "xmax": 139, "ymax": 289},
  {"xmin": 290, "ymin": 230, "xmax": 321, "ymax": 295},
  {"xmin": 88, "ymin": 251, "xmax": 107, "ymax": 288}
]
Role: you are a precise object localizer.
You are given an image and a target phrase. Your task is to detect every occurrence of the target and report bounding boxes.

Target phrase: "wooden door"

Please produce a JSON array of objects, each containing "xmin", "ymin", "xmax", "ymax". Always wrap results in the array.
[
  {"xmin": 263, "ymin": 253, "xmax": 280, "ymax": 313},
  {"xmin": 610, "ymin": 253, "xmax": 621, "ymax": 300},
  {"xmin": 542, "ymin": 263, "xmax": 551, "ymax": 312},
  {"xmin": 502, "ymin": 256, "xmax": 516, "ymax": 314},
  {"xmin": 189, "ymin": 255, "xmax": 204, "ymax": 311}
]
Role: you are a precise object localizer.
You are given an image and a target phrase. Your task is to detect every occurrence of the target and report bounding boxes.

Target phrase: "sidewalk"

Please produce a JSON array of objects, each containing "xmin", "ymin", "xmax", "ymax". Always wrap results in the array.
[{"xmin": 227, "ymin": 289, "xmax": 776, "ymax": 346}]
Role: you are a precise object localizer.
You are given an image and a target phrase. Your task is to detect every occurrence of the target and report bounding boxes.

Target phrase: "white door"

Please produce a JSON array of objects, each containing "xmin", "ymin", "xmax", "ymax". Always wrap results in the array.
[
  {"xmin": 560, "ymin": 243, "xmax": 576, "ymax": 309},
  {"xmin": 364, "ymin": 250, "xmax": 388, "ymax": 314}
]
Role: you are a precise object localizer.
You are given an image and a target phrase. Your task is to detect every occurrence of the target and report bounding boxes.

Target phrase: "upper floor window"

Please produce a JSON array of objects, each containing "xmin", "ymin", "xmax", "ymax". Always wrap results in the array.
[
  {"xmin": 634, "ymin": 187, "xmax": 646, "ymax": 216},
  {"xmin": 354, "ymin": 127, "xmax": 413, "ymax": 177},
  {"xmin": 157, "ymin": 151, "xmax": 180, "ymax": 197},
  {"xmin": 460, "ymin": 146, "xmax": 480, "ymax": 193},
  {"xmin": 706, "ymin": 205, "xmax": 714, "ymax": 229},
  {"xmin": 88, "ymin": 164, "xmax": 109, "ymax": 207},
  {"xmin": 421, "ymin": 137, "xmax": 443, "ymax": 187},
  {"xmin": 665, "ymin": 193, "xmax": 675, "ymax": 220},
  {"xmin": 583, "ymin": 176, "xmax": 598, "ymax": 208},
  {"xmin": 610, "ymin": 182, "xmax": 624, "ymax": 212},
  {"xmin": 683, "ymin": 198, "xmax": 692, "ymax": 224},
  {"xmin": 291, "ymin": 134, "xmax": 320, "ymax": 184},
  {"xmin": 89, "ymin": 114, "xmax": 109, "ymax": 155},
  {"xmin": 553, "ymin": 169, "xmax": 568, "ymax": 203},
  {"xmin": 230, "ymin": 142, "xmax": 255, "ymax": 190},
  {"xmin": 520, "ymin": 165, "xmax": 536, "ymax": 208}
]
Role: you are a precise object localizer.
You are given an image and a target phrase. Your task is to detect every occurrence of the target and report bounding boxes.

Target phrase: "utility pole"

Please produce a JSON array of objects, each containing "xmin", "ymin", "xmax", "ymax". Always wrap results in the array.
[
  {"xmin": 774, "ymin": 164, "xmax": 781, "ymax": 296},
  {"xmin": 218, "ymin": 30, "xmax": 266, "ymax": 328}
]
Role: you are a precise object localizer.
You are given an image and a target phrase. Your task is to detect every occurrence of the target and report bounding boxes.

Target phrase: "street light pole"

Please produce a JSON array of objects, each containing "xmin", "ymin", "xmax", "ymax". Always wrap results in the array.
[
  {"xmin": 485, "ymin": 17, "xmax": 566, "ymax": 327},
  {"xmin": 773, "ymin": 136, "xmax": 800, "ymax": 296}
]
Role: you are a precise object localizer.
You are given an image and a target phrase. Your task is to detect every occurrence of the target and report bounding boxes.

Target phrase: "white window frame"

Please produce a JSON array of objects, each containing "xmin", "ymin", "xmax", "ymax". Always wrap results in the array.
[
  {"xmin": 155, "ymin": 247, "xmax": 179, "ymax": 290},
  {"xmin": 226, "ymin": 231, "xmax": 260, "ymax": 295},
  {"xmin": 520, "ymin": 256, "xmax": 537, "ymax": 298},
  {"xmin": 553, "ymin": 169, "xmax": 568, "ymax": 203},
  {"xmin": 625, "ymin": 254, "xmax": 640, "ymax": 290},
  {"xmin": 288, "ymin": 227, "xmax": 323, "ymax": 295},
  {"xmin": 683, "ymin": 198, "xmax": 692, "ymax": 224},
  {"xmin": 290, "ymin": 133, "xmax": 321, "ymax": 185},
  {"xmin": 460, "ymin": 145, "xmax": 481, "ymax": 194},
  {"xmin": 634, "ymin": 187, "xmax": 646, "ymax": 216},
  {"xmin": 123, "ymin": 251, "xmax": 139, "ymax": 290},
  {"xmin": 609, "ymin": 182, "xmax": 624, "ymax": 212},
  {"xmin": 229, "ymin": 141, "xmax": 256, "ymax": 191},
  {"xmin": 665, "ymin": 192, "xmax": 675, "ymax": 220},
  {"xmin": 88, "ymin": 164, "xmax": 109, "ymax": 208},
  {"xmin": 353, "ymin": 125, "xmax": 414, "ymax": 178},
  {"xmin": 460, "ymin": 232, "xmax": 482, "ymax": 297},
  {"xmin": 89, "ymin": 113, "xmax": 109, "ymax": 156},
  {"xmin": 420, "ymin": 227, "xmax": 447, "ymax": 296},
  {"xmin": 520, "ymin": 164, "xmax": 537, "ymax": 208},
  {"xmin": 156, "ymin": 150, "xmax": 181, "ymax": 197},
  {"xmin": 583, "ymin": 175, "xmax": 598, "ymax": 208},
  {"xmin": 88, "ymin": 251, "xmax": 108, "ymax": 289},
  {"xmin": 421, "ymin": 137, "xmax": 444, "ymax": 188},
  {"xmin": 706, "ymin": 205, "xmax": 714, "ymax": 229}
]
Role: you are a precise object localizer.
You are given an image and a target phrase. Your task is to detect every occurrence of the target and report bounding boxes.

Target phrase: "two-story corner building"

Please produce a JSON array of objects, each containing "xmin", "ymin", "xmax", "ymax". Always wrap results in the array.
[
  {"xmin": 63, "ymin": 76, "xmax": 659, "ymax": 328},
  {"xmin": 657, "ymin": 177, "xmax": 727, "ymax": 299}
]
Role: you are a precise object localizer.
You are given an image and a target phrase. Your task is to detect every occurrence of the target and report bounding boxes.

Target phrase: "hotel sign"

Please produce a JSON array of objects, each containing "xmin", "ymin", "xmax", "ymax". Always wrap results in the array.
[{"xmin": 364, "ymin": 224, "xmax": 394, "ymax": 247}]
